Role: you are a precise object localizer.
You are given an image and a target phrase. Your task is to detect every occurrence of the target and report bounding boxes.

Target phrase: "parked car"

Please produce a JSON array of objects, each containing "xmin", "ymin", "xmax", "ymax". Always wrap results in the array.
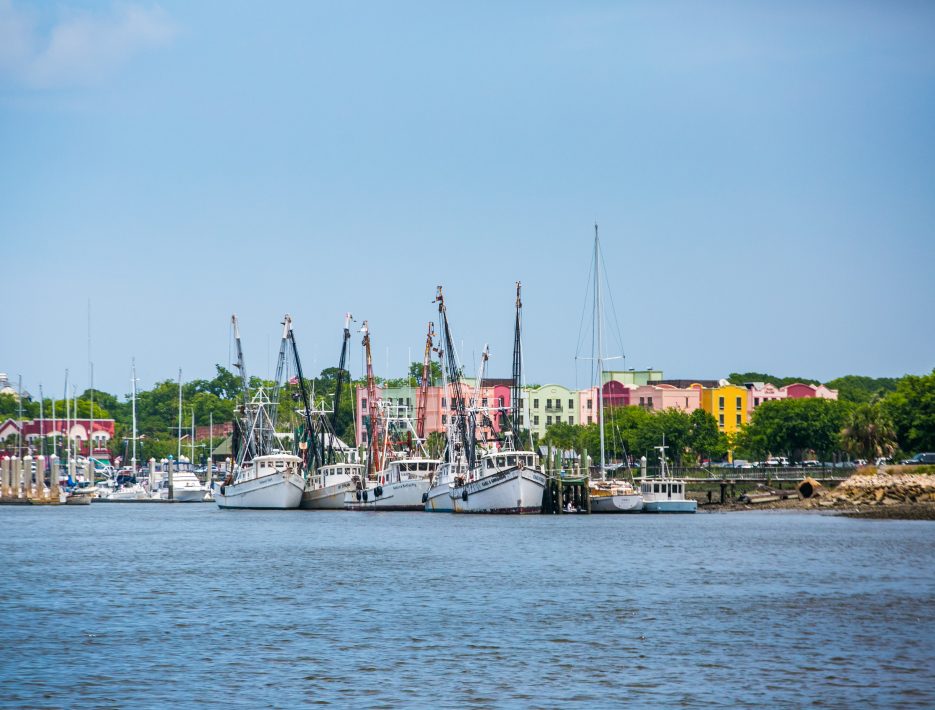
[
  {"xmin": 801, "ymin": 460, "xmax": 821, "ymax": 468},
  {"xmin": 902, "ymin": 452, "xmax": 935, "ymax": 465}
]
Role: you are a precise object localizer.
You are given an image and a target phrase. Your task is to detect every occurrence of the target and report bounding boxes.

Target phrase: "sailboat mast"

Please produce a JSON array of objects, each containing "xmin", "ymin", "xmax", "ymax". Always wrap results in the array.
[
  {"xmin": 89, "ymin": 363, "xmax": 94, "ymax": 466},
  {"xmin": 131, "ymin": 359, "xmax": 138, "ymax": 470},
  {"xmin": 595, "ymin": 225, "xmax": 607, "ymax": 481},
  {"xmin": 511, "ymin": 281, "xmax": 522, "ymax": 439},
  {"xmin": 190, "ymin": 407, "xmax": 195, "ymax": 465},
  {"xmin": 177, "ymin": 368, "xmax": 183, "ymax": 462}
]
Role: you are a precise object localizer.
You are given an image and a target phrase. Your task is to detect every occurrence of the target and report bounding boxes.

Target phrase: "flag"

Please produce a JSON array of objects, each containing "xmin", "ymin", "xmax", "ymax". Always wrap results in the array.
[{"xmin": 288, "ymin": 376, "xmax": 299, "ymax": 385}]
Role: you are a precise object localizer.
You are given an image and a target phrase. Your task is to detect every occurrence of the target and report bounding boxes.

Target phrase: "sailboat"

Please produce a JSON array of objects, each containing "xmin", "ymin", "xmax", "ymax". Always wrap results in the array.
[
  {"xmin": 345, "ymin": 321, "xmax": 439, "ymax": 511},
  {"xmin": 150, "ymin": 374, "xmax": 210, "ymax": 502},
  {"xmin": 442, "ymin": 284, "xmax": 546, "ymax": 514},
  {"xmin": 584, "ymin": 226, "xmax": 643, "ymax": 513},
  {"xmin": 214, "ymin": 315, "xmax": 306, "ymax": 510},
  {"xmin": 103, "ymin": 360, "xmax": 149, "ymax": 501}
]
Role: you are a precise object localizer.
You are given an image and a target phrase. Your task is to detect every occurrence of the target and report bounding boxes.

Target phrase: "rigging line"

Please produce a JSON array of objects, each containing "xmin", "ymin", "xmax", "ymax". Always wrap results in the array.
[
  {"xmin": 598, "ymin": 241, "xmax": 627, "ymax": 364},
  {"xmin": 573, "ymin": 246, "xmax": 595, "ymax": 361}
]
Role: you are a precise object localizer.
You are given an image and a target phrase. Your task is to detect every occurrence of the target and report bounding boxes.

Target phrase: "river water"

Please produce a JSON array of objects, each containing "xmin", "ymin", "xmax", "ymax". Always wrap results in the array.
[{"xmin": 1, "ymin": 505, "xmax": 932, "ymax": 708}]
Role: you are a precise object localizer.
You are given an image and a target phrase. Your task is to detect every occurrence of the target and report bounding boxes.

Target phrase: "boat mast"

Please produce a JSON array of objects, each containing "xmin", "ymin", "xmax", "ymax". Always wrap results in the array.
[
  {"xmin": 435, "ymin": 286, "xmax": 475, "ymax": 469},
  {"xmin": 38, "ymin": 384, "xmax": 44, "ymax": 457},
  {"xmin": 88, "ymin": 365, "xmax": 94, "ymax": 467},
  {"xmin": 361, "ymin": 321, "xmax": 382, "ymax": 476},
  {"xmin": 177, "ymin": 368, "xmax": 183, "ymax": 462},
  {"xmin": 329, "ymin": 313, "xmax": 353, "ymax": 460},
  {"xmin": 286, "ymin": 319, "xmax": 319, "ymax": 469},
  {"xmin": 595, "ymin": 225, "xmax": 607, "ymax": 482},
  {"xmin": 415, "ymin": 321, "xmax": 434, "ymax": 440},
  {"xmin": 190, "ymin": 406, "xmax": 195, "ymax": 465},
  {"xmin": 131, "ymin": 359, "xmax": 138, "ymax": 471},
  {"xmin": 268, "ymin": 314, "xmax": 292, "ymax": 435},
  {"xmin": 63, "ymin": 370, "xmax": 69, "ymax": 464},
  {"xmin": 511, "ymin": 282, "xmax": 523, "ymax": 443}
]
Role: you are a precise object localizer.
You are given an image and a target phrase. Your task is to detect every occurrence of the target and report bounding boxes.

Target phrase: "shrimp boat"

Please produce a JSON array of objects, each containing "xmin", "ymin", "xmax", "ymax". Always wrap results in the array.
[
  {"xmin": 424, "ymin": 457, "xmax": 467, "ymax": 512},
  {"xmin": 639, "ymin": 442, "xmax": 696, "ymax": 513},
  {"xmin": 215, "ymin": 315, "xmax": 307, "ymax": 510},
  {"xmin": 303, "ymin": 462, "xmax": 362, "ymax": 509},
  {"xmin": 346, "ymin": 457, "xmax": 439, "ymax": 511},
  {"xmin": 450, "ymin": 449, "xmax": 546, "ymax": 514},
  {"xmin": 438, "ymin": 284, "xmax": 545, "ymax": 514},
  {"xmin": 583, "ymin": 226, "xmax": 643, "ymax": 513}
]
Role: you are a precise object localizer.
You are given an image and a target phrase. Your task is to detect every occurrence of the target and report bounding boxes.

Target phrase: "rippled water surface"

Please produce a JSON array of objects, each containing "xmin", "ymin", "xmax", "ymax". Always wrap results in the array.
[{"xmin": 1, "ymin": 505, "xmax": 933, "ymax": 707}]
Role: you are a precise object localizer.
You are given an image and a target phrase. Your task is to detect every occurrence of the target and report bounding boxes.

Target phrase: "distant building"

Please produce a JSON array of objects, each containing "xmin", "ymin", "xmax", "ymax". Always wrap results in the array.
[
  {"xmin": 0, "ymin": 417, "xmax": 115, "ymax": 460},
  {"xmin": 524, "ymin": 384, "xmax": 578, "ymax": 438},
  {"xmin": 782, "ymin": 383, "xmax": 838, "ymax": 400},
  {"xmin": 604, "ymin": 369, "xmax": 664, "ymax": 387},
  {"xmin": 629, "ymin": 383, "xmax": 700, "ymax": 413},
  {"xmin": 700, "ymin": 383, "xmax": 748, "ymax": 433},
  {"xmin": 0, "ymin": 373, "xmax": 30, "ymax": 401},
  {"xmin": 744, "ymin": 382, "xmax": 786, "ymax": 414}
]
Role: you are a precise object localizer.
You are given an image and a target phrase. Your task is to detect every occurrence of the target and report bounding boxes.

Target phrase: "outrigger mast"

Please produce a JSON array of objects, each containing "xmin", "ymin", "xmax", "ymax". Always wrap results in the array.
[{"xmin": 415, "ymin": 321, "xmax": 434, "ymax": 440}]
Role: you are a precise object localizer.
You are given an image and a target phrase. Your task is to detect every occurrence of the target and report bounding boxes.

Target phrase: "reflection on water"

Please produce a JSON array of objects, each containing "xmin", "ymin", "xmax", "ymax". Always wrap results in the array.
[{"xmin": 1, "ymin": 507, "xmax": 933, "ymax": 707}]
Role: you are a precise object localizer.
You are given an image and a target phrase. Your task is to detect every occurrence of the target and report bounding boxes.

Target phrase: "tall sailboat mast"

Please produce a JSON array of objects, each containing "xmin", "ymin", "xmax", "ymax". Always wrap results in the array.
[
  {"xmin": 177, "ymin": 368, "xmax": 183, "ymax": 462},
  {"xmin": 131, "ymin": 359, "xmax": 138, "ymax": 471},
  {"xmin": 595, "ymin": 224, "xmax": 607, "ymax": 481},
  {"xmin": 361, "ymin": 321, "xmax": 382, "ymax": 475}
]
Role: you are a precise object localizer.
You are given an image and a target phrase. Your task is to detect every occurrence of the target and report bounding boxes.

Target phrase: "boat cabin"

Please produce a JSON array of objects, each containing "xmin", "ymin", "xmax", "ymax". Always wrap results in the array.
[
  {"xmin": 313, "ymin": 462, "xmax": 363, "ymax": 485},
  {"xmin": 380, "ymin": 459, "xmax": 440, "ymax": 484},
  {"xmin": 241, "ymin": 453, "xmax": 303, "ymax": 481},
  {"xmin": 640, "ymin": 479, "xmax": 686, "ymax": 501},
  {"xmin": 482, "ymin": 451, "xmax": 538, "ymax": 472}
]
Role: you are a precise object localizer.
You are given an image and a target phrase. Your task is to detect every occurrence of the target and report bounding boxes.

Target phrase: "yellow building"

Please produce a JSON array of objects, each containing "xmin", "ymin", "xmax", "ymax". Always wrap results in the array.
[{"xmin": 699, "ymin": 384, "xmax": 748, "ymax": 434}]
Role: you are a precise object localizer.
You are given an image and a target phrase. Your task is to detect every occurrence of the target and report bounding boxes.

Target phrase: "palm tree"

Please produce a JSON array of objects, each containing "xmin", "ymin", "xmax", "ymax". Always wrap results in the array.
[{"xmin": 841, "ymin": 403, "xmax": 897, "ymax": 463}]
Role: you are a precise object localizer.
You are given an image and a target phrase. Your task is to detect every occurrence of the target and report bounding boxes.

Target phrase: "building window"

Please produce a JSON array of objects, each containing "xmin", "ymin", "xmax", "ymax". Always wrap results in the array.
[
  {"xmin": 736, "ymin": 396, "xmax": 742, "ymax": 410},
  {"xmin": 718, "ymin": 396, "xmax": 724, "ymax": 410},
  {"xmin": 546, "ymin": 399, "xmax": 552, "ymax": 409},
  {"xmin": 442, "ymin": 397, "xmax": 446, "ymax": 407},
  {"xmin": 639, "ymin": 397, "xmax": 645, "ymax": 406},
  {"xmin": 533, "ymin": 399, "xmax": 539, "ymax": 408},
  {"xmin": 754, "ymin": 397, "xmax": 760, "ymax": 407},
  {"xmin": 546, "ymin": 416, "xmax": 552, "ymax": 425},
  {"xmin": 519, "ymin": 415, "xmax": 524, "ymax": 425},
  {"xmin": 568, "ymin": 399, "xmax": 574, "ymax": 409},
  {"xmin": 497, "ymin": 397, "xmax": 504, "ymax": 407},
  {"xmin": 648, "ymin": 398, "xmax": 654, "ymax": 410},
  {"xmin": 441, "ymin": 415, "xmax": 447, "ymax": 424},
  {"xmin": 534, "ymin": 415, "xmax": 540, "ymax": 426},
  {"xmin": 482, "ymin": 398, "xmax": 488, "ymax": 407},
  {"xmin": 569, "ymin": 416, "xmax": 574, "ymax": 425},
  {"xmin": 736, "ymin": 414, "xmax": 742, "ymax": 426},
  {"xmin": 587, "ymin": 416, "xmax": 593, "ymax": 424},
  {"xmin": 719, "ymin": 414, "xmax": 724, "ymax": 427},
  {"xmin": 361, "ymin": 398, "xmax": 367, "ymax": 409},
  {"xmin": 587, "ymin": 399, "xmax": 593, "ymax": 410}
]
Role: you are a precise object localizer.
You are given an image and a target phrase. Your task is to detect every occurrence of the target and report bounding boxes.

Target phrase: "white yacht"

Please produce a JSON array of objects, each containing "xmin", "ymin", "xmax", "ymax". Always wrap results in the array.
[
  {"xmin": 590, "ymin": 477, "xmax": 643, "ymax": 513},
  {"xmin": 103, "ymin": 472, "xmax": 149, "ymax": 501},
  {"xmin": 302, "ymin": 462, "xmax": 362, "ymax": 509},
  {"xmin": 450, "ymin": 450, "xmax": 546, "ymax": 514},
  {"xmin": 214, "ymin": 452, "xmax": 306, "ymax": 509},
  {"xmin": 150, "ymin": 459, "xmax": 210, "ymax": 503},
  {"xmin": 346, "ymin": 458, "xmax": 439, "ymax": 511}
]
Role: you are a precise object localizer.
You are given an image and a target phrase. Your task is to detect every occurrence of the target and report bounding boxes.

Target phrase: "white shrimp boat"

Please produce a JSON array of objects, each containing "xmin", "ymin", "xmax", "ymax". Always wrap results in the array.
[
  {"xmin": 345, "ymin": 458, "xmax": 438, "ymax": 511},
  {"xmin": 451, "ymin": 450, "xmax": 546, "ymax": 514},
  {"xmin": 424, "ymin": 459, "xmax": 467, "ymax": 512},
  {"xmin": 214, "ymin": 452, "xmax": 305, "ymax": 509},
  {"xmin": 301, "ymin": 462, "xmax": 362, "ymax": 509}
]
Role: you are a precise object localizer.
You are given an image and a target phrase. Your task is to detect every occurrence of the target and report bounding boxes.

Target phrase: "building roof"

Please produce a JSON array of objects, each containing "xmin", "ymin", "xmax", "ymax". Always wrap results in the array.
[{"xmin": 649, "ymin": 379, "xmax": 720, "ymax": 389}]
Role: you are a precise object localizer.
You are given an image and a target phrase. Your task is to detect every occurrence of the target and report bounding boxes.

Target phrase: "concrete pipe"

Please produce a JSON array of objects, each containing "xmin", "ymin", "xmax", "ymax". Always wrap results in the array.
[{"xmin": 797, "ymin": 477, "xmax": 823, "ymax": 499}]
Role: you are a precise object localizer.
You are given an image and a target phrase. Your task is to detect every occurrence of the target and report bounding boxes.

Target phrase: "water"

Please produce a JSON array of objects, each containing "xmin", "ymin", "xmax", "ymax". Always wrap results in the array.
[{"xmin": 1, "ymin": 506, "xmax": 933, "ymax": 708}]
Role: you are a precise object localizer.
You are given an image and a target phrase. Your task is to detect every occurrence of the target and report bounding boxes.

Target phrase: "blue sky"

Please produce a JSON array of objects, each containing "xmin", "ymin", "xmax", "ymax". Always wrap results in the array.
[{"xmin": 1, "ymin": 1, "xmax": 933, "ymax": 396}]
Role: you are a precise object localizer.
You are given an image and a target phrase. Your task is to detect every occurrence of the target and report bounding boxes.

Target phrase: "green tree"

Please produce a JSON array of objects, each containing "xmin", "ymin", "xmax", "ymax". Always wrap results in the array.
[
  {"xmin": 686, "ymin": 409, "xmax": 729, "ymax": 462},
  {"xmin": 742, "ymin": 398, "xmax": 850, "ymax": 460},
  {"xmin": 543, "ymin": 421, "xmax": 584, "ymax": 451},
  {"xmin": 826, "ymin": 375, "xmax": 900, "ymax": 404},
  {"xmin": 840, "ymin": 403, "xmax": 898, "ymax": 462},
  {"xmin": 882, "ymin": 369, "xmax": 935, "ymax": 454},
  {"xmin": 408, "ymin": 360, "xmax": 443, "ymax": 387},
  {"xmin": 727, "ymin": 372, "xmax": 820, "ymax": 388}
]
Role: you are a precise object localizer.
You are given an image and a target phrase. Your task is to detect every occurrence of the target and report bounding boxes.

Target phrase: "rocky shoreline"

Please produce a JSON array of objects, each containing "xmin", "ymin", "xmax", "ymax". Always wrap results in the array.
[{"xmin": 691, "ymin": 469, "xmax": 935, "ymax": 520}]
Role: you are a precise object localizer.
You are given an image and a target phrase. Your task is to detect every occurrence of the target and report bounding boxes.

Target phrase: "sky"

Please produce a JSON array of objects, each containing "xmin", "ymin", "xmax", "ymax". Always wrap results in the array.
[{"xmin": 1, "ymin": 0, "xmax": 933, "ymax": 398}]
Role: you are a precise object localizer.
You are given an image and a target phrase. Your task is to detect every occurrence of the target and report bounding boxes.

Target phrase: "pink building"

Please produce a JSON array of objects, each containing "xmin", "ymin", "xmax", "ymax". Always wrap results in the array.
[
  {"xmin": 628, "ymin": 384, "xmax": 700, "ymax": 413},
  {"xmin": 745, "ymin": 382, "xmax": 786, "ymax": 414},
  {"xmin": 0, "ymin": 417, "xmax": 115, "ymax": 459},
  {"xmin": 781, "ymin": 383, "xmax": 839, "ymax": 400},
  {"xmin": 355, "ymin": 384, "xmax": 510, "ymax": 448}
]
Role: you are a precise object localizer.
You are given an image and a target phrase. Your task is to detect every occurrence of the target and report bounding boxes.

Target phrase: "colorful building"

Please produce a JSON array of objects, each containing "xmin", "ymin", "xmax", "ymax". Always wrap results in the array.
[
  {"xmin": 699, "ymin": 383, "xmax": 748, "ymax": 434},
  {"xmin": 629, "ymin": 383, "xmax": 700, "ymax": 413}
]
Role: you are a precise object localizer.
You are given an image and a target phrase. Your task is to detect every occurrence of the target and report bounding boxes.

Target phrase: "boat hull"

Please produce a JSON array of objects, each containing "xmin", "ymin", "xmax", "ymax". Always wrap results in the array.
[
  {"xmin": 642, "ymin": 499, "xmax": 697, "ymax": 513},
  {"xmin": 590, "ymin": 493, "xmax": 643, "ymax": 513},
  {"xmin": 345, "ymin": 478, "xmax": 429, "ymax": 511},
  {"xmin": 301, "ymin": 479, "xmax": 353, "ymax": 509},
  {"xmin": 214, "ymin": 471, "xmax": 305, "ymax": 510},
  {"xmin": 452, "ymin": 467, "xmax": 545, "ymax": 514},
  {"xmin": 424, "ymin": 483, "xmax": 454, "ymax": 512}
]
